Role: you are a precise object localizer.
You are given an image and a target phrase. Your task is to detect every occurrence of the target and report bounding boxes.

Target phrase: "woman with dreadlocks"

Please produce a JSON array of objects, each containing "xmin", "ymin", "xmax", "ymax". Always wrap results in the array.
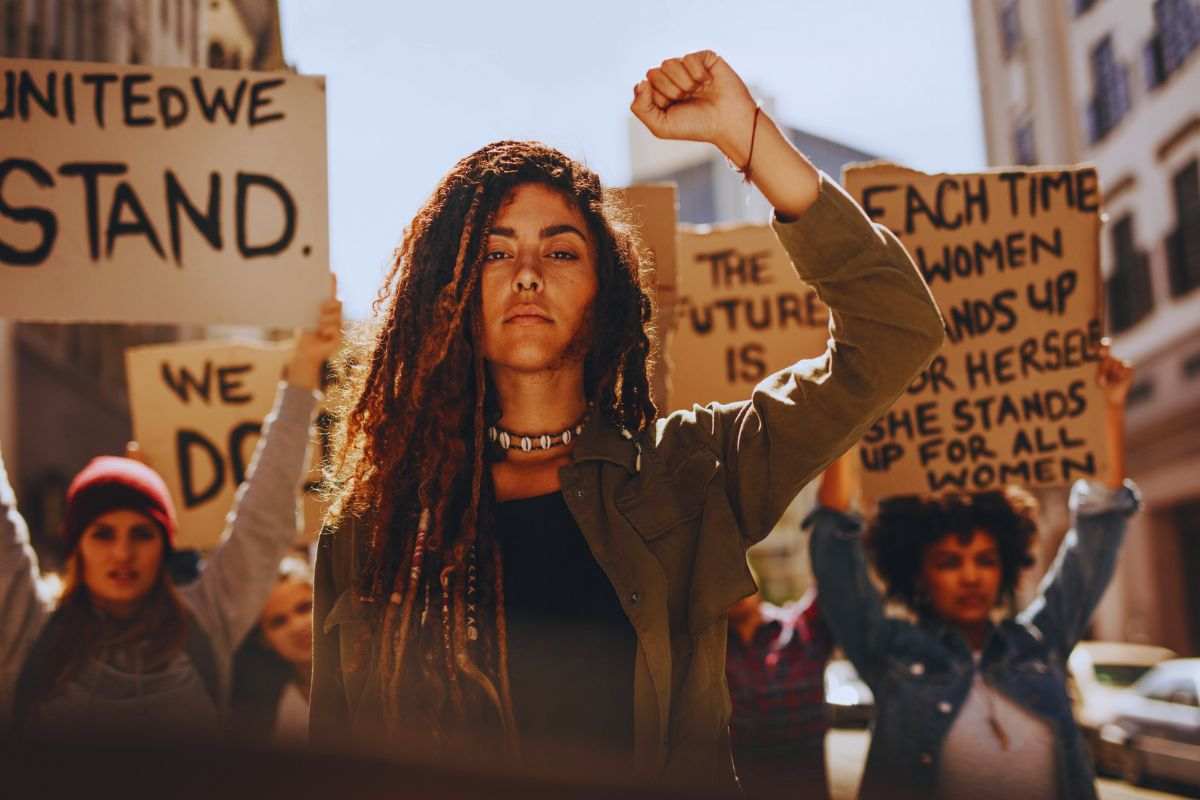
[{"xmin": 311, "ymin": 50, "xmax": 944, "ymax": 789}]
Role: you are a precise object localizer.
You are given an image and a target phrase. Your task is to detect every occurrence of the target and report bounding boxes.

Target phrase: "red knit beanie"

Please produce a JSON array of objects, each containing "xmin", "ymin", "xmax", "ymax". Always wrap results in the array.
[{"xmin": 63, "ymin": 457, "xmax": 178, "ymax": 552}]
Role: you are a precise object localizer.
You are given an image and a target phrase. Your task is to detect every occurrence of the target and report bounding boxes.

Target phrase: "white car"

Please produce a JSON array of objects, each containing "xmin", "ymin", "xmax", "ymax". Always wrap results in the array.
[
  {"xmin": 1097, "ymin": 659, "xmax": 1200, "ymax": 788},
  {"xmin": 1068, "ymin": 640, "xmax": 1177, "ymax": 763},
  {"xmin": 825, "ymin": 658, "xmax": 874, "ymax": 727}
]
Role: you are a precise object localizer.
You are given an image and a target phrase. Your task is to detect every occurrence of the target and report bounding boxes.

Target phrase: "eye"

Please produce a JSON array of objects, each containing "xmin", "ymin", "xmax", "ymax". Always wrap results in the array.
[
  {"xmin": 131, "ymin": 525, "xmax": 159, "ymax": 542},
  {"xmin": 933, "ymin": 554, "xmax": 962, "ymax": 570},
  {"xmin": 295, "ymin": 600, "xmax": 313, "ymax": 615},
  {"xmin": 546, "ymin": 248, "xmax": 579, "ymax": 261},
  {"xmin": 977, "ymin": 552, "xmax": 1000, "ymax": 568},
  {"xmin": 266, "ymin": 615, "xmax": 287, "ymax": 630},
  {"xmin": 484, "ymin": 248, "xmax": 511, "ymax": 262},
  {"xmin": 87, "ymin": 525, "xmax": 115, "ymax": 542}
]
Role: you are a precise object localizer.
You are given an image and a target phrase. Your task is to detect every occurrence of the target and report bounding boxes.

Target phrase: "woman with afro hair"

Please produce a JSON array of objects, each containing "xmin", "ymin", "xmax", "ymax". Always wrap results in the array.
[
  {"xmin": 310, "ymin": 49, "xmax": 945, "ymax": 790},
  {"xmin": 809, "ymin": 347, "xmax": 1140, "ymax": 800}
]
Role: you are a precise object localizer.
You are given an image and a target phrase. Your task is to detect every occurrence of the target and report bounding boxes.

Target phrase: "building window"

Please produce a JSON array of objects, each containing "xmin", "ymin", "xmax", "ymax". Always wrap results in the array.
[
  {"xmin": 1106, "ymin": 215, "xmax": 1154, "ymax": 332},
  {"xmin": 1183, "ymin": 349, "xmax": 1200, "ymax": 379},
  {"xmin": 1075, "ymin": 0, "xmax": 1099, "ymax": 15},
  {"xmin": 3, "ymin": 0, "xmax": 20, "ymax": 56},
  {"xmin": 1127, "ymin": 379, "xmax": 1155, "ymax": 407},
  {"xmin": 1088, "ymin": 36, "xmax": 1132, "ymax": 143},
  {"xmin": 208, "ymin": 40, "xmax": 225, "ymax": 68},
  {"xmin": 74, "ymin": 0, "xmax": 87, "ymax": 60},
  {"xmin": 45, "ymin": 0, "xmax": 60, "ymax": 59},
  {"xmin": 29, "ymin": 29, "xmax": 42, "ymax": 59},
  {"xmin": 176, "ymin": 0, "xmax": 184, "ymax": 48},
  {"xmin": 1146, "ymin": 0, "xmax": 1200, "ymax": 89},
  {"xmin": 1014, "ymin": 120, "xmax": 1037, "ymax": 165},
  {"xmin": 1000, "ymin": 0, "xmax": 1022, "ymax": 59},
  {"xmin": 1168, "ymin": 159, "xmax": 1200, "ymax": 296},
  {"xmin": 190, "ymin": 0, "xmax": 198, "ymax": 63}
]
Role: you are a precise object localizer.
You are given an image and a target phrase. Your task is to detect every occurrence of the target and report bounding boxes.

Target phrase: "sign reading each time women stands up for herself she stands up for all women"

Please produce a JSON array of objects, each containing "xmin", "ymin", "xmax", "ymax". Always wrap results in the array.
[{"xmin": 843, "ymin": 162, "xmax": 1110, "ymax": 502}]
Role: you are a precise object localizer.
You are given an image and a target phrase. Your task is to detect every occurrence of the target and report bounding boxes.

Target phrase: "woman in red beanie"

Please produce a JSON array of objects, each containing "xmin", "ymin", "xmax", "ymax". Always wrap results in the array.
[{"xmin": 0, "ymin": 292, "xmax": 341, "ymax": 740}]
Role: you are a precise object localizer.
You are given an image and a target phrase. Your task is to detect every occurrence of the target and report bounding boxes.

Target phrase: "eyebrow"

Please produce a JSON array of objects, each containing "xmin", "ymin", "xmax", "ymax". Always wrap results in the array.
[{"xmin": 489, "ymin": 224, "xmax": 588, "ymax": 241}]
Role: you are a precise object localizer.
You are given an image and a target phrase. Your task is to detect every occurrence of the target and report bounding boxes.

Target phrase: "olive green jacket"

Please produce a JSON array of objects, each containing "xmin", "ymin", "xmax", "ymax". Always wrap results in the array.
[{"xmin": 310, "ymin": 173, "xmax": 945, "ymax": 789}]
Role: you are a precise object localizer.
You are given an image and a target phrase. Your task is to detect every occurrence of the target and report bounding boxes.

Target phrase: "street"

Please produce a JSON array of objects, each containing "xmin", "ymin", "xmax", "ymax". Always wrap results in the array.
[{"xmin": 826, "ymin": 730, "xmax": 1197, "ymax": 800}]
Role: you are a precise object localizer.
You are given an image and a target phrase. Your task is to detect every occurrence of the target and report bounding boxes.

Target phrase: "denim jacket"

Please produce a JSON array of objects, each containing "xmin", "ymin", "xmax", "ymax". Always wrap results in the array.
[{"xmin": 808, "ymin": 479, "xmax": 1140, "ymax": 800}]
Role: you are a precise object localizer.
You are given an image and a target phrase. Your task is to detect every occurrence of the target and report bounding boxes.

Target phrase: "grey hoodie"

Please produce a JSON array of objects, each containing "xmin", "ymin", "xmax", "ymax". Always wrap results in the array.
[{"xmin": 0, "ymin": 382, "xmax": 317, "ymax": 737}]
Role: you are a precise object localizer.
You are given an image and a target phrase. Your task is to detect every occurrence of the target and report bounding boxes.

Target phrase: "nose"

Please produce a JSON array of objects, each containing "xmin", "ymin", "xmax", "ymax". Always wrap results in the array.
[
  {"xmin": 512, "ymin": 251, "xmax": 542, "ymax": 293},
  {"xmin": 113, "ymin": 536, "xmax": 135, "ymax": 562},
  {"xmin": 960, "ymin": 561, "xmax": 980, "ymax": 586}
]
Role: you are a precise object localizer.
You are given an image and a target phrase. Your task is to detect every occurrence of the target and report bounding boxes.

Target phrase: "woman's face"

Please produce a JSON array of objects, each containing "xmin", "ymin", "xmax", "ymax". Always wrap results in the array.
[
  {"xmin": 480, "ymin": 183, "xmax": 599, "ymax": 374},
  {"xmin": 919, "ymin": 529, "xmax": 1002, "ymax": 628},
  {"xmin": 260, "ymin": 579, "xmax": 314, "ymax": 666},
  {"xmin": 77, "ymin": 509, "xmax": 165, "ymax": 616}
]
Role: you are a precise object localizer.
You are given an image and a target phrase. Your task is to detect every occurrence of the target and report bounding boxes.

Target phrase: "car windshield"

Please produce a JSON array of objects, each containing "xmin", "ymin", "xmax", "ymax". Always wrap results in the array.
[{"xmin": 1094, "ymin": 664, "xmax": 1152, "ymax": 687}]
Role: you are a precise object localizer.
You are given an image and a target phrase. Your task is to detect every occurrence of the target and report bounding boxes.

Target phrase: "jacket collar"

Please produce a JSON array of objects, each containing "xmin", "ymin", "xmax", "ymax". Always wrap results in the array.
[
  {"xmin": 916, "ymin": 612, "xmax": 1006, "ymax": 660},
  {"xmin": 571, "ymin": 412, "xmax": 641, "ymax": 474}
]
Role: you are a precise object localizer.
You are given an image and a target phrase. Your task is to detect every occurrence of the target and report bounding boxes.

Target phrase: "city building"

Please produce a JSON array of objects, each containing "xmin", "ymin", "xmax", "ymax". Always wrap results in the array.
[
  {"xmin": 972, "ymin": 0, "xmax": 1200, "ymax": 655},
  {"xmin": 0, "ymin": 0, "xmax": 286, "ymax": 565}
]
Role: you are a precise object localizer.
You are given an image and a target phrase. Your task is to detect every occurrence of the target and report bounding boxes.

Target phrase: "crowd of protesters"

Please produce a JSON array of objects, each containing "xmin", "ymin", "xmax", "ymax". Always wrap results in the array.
[{"xmin": 0, "ymin": 48, "xmax": 1145, "ymax": 800}]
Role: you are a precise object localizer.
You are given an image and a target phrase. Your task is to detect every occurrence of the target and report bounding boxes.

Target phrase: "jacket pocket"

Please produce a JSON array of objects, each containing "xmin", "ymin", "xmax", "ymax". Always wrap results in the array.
[
  {"xmin": 618, "ymin": 450, "xmax": 720, "ymax": 541},
  {"xmin": 884, "ymin": 653, "xmax": 957, "ymax": 687}
]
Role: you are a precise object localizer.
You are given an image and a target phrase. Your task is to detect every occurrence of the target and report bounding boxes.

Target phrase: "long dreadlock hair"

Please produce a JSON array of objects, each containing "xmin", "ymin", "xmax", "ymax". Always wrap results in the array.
[{"xmin": 326, "ymin": 140, "xmax": 657, "ymax": 750}]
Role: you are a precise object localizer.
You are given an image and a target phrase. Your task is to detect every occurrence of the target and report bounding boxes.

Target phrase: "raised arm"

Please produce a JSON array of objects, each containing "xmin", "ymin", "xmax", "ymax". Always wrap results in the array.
[
  {"xmin": 0, "ymin": 446, "xmax": 53, "ymax": 719},
  {"xmin": 636, "ymin": 52, "xmax": 944, "ymax": 542},
  {"xmin": 808, "ymin": 452, "xmax": 892, "ymax": 684},
  {"xmin": 181, "ymin": 288, "xmax": 341, "ymax": 655},
  {"xmin": 1017, "ymin": 346, "xmax": 1139, "ymax": 654}
]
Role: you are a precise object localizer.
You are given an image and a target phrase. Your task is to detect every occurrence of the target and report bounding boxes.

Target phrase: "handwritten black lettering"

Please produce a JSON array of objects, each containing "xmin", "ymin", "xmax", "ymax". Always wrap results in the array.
[{"xmin": 0, "ymin": 159, "xmax": 57, "ymax": 266}]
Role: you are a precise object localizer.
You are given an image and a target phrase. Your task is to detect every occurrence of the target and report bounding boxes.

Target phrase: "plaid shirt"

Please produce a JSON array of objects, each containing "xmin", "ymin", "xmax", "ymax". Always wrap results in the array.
[{"xmin": 726, "ymin": 592, "xmax": 833, "ymax": 764}]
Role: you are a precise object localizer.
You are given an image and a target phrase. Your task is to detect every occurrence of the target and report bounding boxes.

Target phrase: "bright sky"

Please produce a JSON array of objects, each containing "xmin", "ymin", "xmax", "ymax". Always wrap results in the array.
[{"xmin": 279, "ymin": 0, "xmax": 986, "ymax": 318}]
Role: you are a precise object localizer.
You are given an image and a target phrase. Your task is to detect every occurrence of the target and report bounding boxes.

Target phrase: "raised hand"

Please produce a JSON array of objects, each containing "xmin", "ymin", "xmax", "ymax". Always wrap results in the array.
[
  {"xmin": 1096, "ymin": 341, "xmax": 1134, "ymax": 408},
  {"xmin": 288, "ymin": 274, "xmax": 343, "ymax": 392},
  {"xmin": 631, "ymin": 51, "xmax": 757, "ymax": 155},
  {"xmin": 817, "ymin": 449, "xmax": 860, "ymax": 513},
  {"xmin": 1095, "ymin": 339, "xmax": 1133, "ymax": 489},
  {"xmin": 631, "ymin": 51, "xmax": 820, "ymax": 219}
]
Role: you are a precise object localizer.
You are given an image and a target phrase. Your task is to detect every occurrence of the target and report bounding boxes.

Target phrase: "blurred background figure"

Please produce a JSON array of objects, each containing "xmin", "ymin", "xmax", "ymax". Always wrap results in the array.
[
  {"xmin": 727, "ymin": 570, "xmax": 833, "ymax": 800},
  {"xmin": 231, "ymin": 554, "xmax": 314, "ymax": 746},
  {"xmin": 0, "ymin": 295, "xmax": 339, "ymax": 741},
  {"xmin": 810, "ymin": 350, "xmax": 1139, "ymax": 800}
]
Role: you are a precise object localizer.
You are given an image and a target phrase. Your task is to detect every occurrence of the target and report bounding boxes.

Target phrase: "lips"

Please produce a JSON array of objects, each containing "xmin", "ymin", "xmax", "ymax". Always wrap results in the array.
[
  {"xmin": 503, "ymin": 303, "xmax": 552, "ymax": 324},
  {"xmin": 108, "ymin": 568, "xmax": 140, "ymax": 586}
]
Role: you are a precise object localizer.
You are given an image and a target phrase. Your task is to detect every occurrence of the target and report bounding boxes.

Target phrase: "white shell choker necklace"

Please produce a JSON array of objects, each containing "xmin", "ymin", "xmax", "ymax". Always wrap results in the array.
[{"xmin": 487, "ymin": 412, "xmax": 588, "ymax": 453}]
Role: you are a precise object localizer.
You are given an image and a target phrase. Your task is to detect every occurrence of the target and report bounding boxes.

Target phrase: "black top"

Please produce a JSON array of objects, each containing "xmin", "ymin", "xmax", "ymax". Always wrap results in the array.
[{"xmin": 495, "ymin": 491, "xmax": 636, "ymax": 765}]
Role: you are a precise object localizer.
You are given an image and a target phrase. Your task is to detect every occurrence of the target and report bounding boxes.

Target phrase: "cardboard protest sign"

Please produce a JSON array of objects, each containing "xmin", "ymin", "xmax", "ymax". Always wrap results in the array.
[
  {"xmin": 612, "ymin": 184, "xmax": 677, "ymax": 409},
  {"xmin": 0, "ymin": 58, "xmax": 329, "ymax": 326},
  {"xmin": 843, "ymin": 162, "xmax": 1108, "ymax": 500},
  {"xmin": 125, "ymin": 339, "xmax": 330, "ymax": 550},
  {"xmin": 667, "ymin": 224, "xmax": 830, "ymax": 410}
]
